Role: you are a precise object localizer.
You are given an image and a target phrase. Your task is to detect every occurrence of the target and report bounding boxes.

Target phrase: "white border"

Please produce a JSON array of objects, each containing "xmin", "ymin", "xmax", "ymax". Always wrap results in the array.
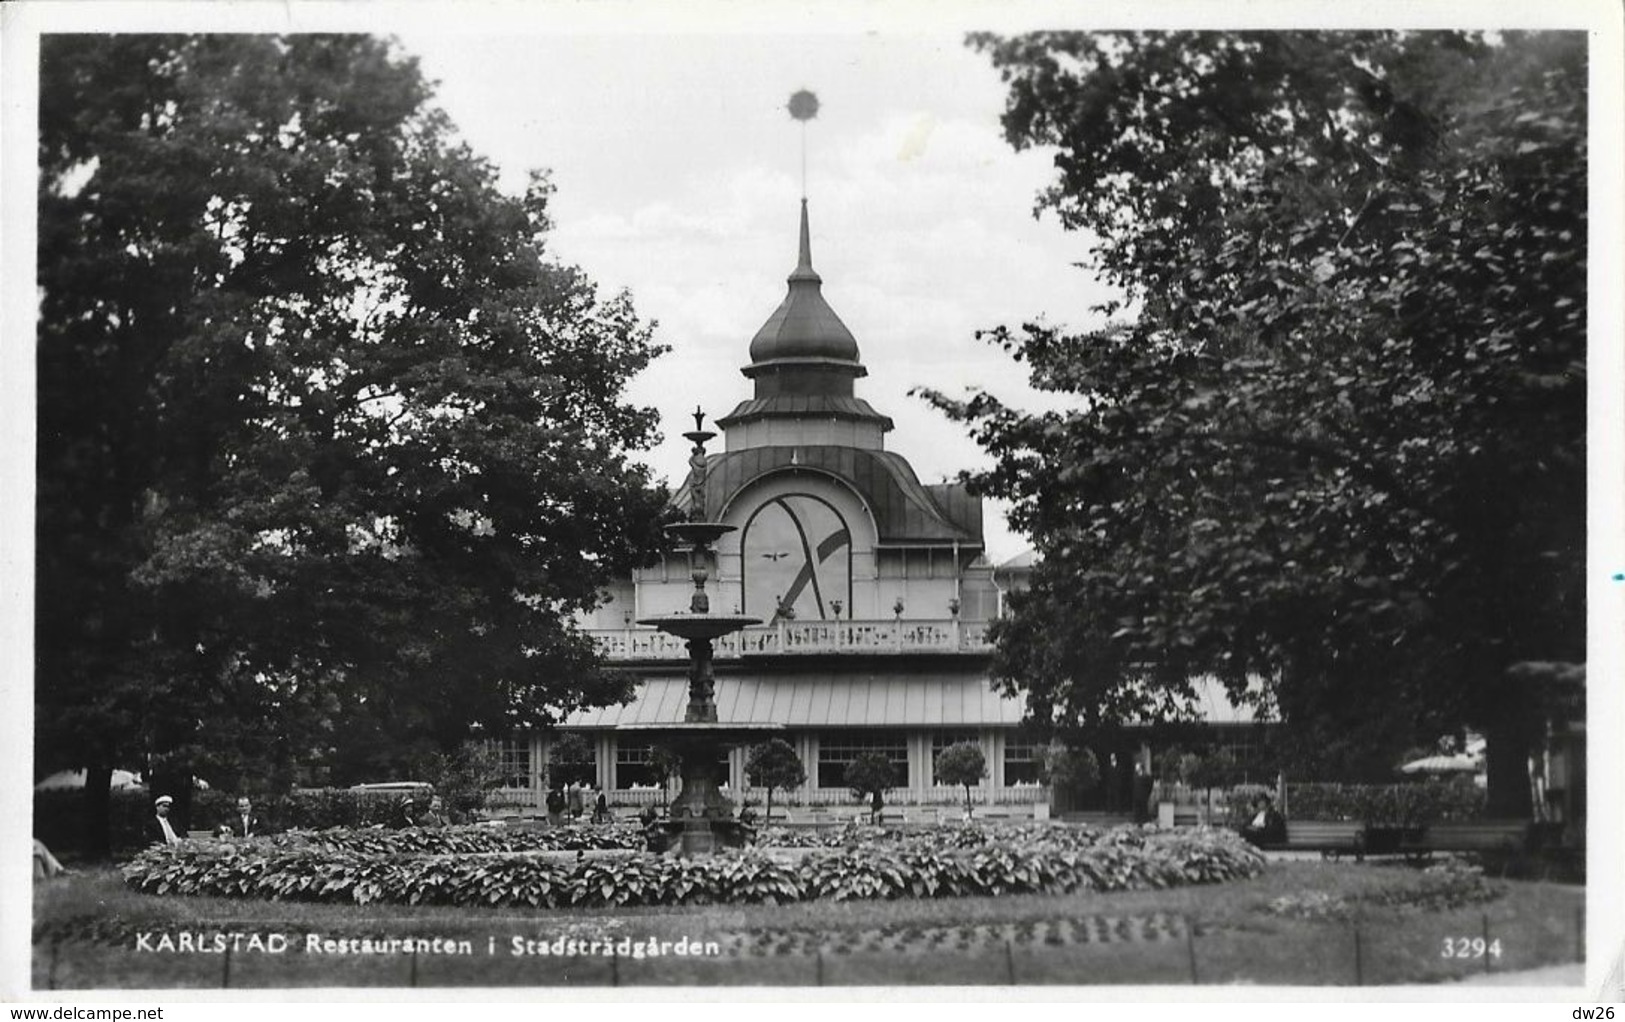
[{"xmin": 3, "ymin": 0, "xmax": 1620, "ymax": 1013}]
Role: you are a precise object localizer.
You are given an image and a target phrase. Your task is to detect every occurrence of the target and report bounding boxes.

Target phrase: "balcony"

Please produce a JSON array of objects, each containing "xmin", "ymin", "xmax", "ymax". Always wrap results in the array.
[{"xmin": 588, "ymin": 618, "xmax": 994, "ymax": 660}]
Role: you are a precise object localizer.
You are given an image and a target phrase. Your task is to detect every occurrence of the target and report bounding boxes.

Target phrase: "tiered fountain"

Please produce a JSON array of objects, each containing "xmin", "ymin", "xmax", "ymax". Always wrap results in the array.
[{"xmin": 630, "ymin": 410, "xmax": 784, "ymax": 855}]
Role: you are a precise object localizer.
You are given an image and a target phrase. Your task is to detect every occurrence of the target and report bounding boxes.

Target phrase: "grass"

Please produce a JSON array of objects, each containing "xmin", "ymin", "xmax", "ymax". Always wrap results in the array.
[{"xmin": 33, "ymin": 858, "xmax": 1585, "ymax": 989}]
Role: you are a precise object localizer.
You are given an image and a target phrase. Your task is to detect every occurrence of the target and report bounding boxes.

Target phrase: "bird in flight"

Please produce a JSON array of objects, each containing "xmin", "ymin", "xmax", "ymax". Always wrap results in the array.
[{"xmin": 761, "ymin": 551, "xmax": 789, "ymax": 561}]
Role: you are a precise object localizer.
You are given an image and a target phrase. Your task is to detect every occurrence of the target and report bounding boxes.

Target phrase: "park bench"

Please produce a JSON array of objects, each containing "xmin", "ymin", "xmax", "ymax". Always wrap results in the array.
[
  {"xmin": 1396, "ymin": 819, "xmax": 1534, "ymax": 860},
  {"xmin": 1261, "ymin": 820, "xmax": 1368, "ymax": 860}
]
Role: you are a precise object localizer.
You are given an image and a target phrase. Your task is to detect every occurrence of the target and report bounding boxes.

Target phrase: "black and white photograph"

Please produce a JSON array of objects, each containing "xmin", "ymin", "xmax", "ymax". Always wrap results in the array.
[{"xmin": 3, "ymin": 0, "xmax": 1620, "ymax": 1010}]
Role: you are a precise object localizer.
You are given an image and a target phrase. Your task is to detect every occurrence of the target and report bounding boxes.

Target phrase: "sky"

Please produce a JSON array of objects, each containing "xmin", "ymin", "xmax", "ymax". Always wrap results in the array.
[{"xmin": 390, "ymin": 28, "xmax": 1118, "ymax": 565}]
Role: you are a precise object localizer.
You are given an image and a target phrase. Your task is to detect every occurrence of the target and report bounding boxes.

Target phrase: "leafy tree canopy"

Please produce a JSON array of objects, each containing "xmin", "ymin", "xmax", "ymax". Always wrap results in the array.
[
  {"xmin": 844, "ymin": 752, "xmax": 897, "ymax": 804},
  {"xmin": 926, "ymin": 31, "xmax": 1584, "ymax": 814},
  {"xmin": 36, "ymin": 35, "xmax": 672, "ymax": 810},
  {"xmin": 933, "ymin": 741, "xmax": 987, "ymax": 814},
  {"xmin": 746, "ymin": 738, "xmax": 806, "ymax": 819}
]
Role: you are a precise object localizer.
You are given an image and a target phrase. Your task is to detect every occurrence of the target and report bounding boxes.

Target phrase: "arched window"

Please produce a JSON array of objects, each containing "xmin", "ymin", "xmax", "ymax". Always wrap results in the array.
[{"xmin": 741, "ymin": 492, "xmax": 852, "ymax": 622}]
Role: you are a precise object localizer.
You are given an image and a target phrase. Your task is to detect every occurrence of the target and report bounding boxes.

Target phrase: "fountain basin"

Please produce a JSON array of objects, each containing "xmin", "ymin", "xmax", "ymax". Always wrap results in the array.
[
  {"xmin": 636, "ymin": 613, "xmax": 762, "ymax": 641},
  {"xmin": 664, "ymin": 521, "xmax": 737, "ymax": 549}
]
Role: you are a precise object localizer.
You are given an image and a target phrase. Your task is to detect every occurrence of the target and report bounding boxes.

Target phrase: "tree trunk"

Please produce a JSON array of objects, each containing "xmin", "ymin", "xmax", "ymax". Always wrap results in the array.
[
  {"xmin": 1483, "ymin": 723, "xmax": 1534, "ymax": 818},
  {"xmin": 766, "ymin": 788, "xmax": 774, "ymax": 823},
  {"xmin": 83, "ymin": 765, "xmax": 113, "ymax": 860}
]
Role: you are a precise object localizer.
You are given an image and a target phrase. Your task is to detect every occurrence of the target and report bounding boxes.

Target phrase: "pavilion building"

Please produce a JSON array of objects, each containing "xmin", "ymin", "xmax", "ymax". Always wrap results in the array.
[{"xmin": 491, "ymin": 201, "xmax": 1056, "ymax": 813}]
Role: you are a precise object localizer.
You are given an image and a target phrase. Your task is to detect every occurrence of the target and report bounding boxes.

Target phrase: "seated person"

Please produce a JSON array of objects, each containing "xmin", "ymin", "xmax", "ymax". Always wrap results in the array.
[
  {"xmin": 418, "ymin": 795, "xmax": 448, "ymax": 828},
  {"xmin": 1240, "ymin": 794, "xmax": 1287, "ymax": 846},
  {"xmin": 152, "ymin": 795, "xmax": 181, "ymax": 847},
  {"xmin": 395, "ymin": 795, "xmax": 419, "ymax": 829},
  {"xmin": 225, "ymin": 796, "xmax": 261, "ymax": 838},
  {"xmin": 33, "ymin": 838, "xmax": 70, "ymax": 878},
  {"xmin": 638, "ymin": 804, "xmax": 658, "ymax": 829}
]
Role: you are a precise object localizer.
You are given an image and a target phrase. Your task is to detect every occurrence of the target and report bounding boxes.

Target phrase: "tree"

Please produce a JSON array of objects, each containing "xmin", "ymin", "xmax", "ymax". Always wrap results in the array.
[
  {"xmin": 844, "ymin": 753, "xmax": 896, "ymax": 822},
  {"xmin": 36, "ymin": 35, "xmax": 672, "ymax": 852},
  {"xmin": 927, "ymin": 31, "xmax": 1584, "ymax": 816},
  {"xmin": 412, "ymin": 741, "xmax": 505, "ymax": 823},
  {"xmin": 932, "ymin": 741, "xmax": 987, "ymax": 818},
  {"xmin": 745, "ymin": 739, "xmax": 806, "ymax": 822},
  {"xmin": 650, "ymin": 745, "xmax": 682, "ymax": 809},
  {"xmin": 1036, "ymin": 741, "xmax": 1100, "ymax": 794}
]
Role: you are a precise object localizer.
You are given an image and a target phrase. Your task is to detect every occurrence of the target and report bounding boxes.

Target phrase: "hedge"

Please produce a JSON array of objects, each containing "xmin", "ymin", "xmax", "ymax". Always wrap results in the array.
[
  {"xmin": 1282, "ymin": 781, "xmax": 1485, "ymax": 826},
  {"xmin": 122, "ymin": 823, "xmax": 1264, "ymax": 908}
]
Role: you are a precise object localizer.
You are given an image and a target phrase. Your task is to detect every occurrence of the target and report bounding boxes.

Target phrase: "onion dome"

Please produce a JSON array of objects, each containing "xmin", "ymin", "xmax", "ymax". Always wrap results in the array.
[{"xmin": 745, "ymin": 200, "xmax": 862, "ymax": 373}]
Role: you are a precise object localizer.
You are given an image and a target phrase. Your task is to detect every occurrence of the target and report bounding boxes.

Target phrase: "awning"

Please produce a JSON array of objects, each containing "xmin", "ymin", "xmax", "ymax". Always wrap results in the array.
[{"xmin": 562, "ymin": 671, "xmax": 1027, "ymax": 729}]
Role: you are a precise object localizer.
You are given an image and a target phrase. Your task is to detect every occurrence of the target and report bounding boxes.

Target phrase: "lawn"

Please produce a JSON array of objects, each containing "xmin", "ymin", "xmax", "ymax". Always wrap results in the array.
[{"xmin": 33, "ymin": 857, "xmax": 1584, "ymax": 989}]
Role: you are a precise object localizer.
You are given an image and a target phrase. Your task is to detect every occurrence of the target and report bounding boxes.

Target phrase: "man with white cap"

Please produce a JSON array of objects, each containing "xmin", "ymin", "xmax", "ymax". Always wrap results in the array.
[{"xmin": 152, "ymin": 795, "xmax": 180, "ymax": 847}]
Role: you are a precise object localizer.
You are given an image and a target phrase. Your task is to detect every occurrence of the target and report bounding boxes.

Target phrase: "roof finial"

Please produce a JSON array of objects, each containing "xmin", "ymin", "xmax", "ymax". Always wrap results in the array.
[{"xmin": 797, "ymin": 198, "xmax": 813, "ymax": 274}]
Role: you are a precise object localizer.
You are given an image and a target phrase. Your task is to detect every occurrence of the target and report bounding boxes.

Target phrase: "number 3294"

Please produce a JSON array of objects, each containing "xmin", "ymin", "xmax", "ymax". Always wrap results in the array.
[{"xmin": 1442, "ymin": 937, "xmax": 1503, "ymax": 958}]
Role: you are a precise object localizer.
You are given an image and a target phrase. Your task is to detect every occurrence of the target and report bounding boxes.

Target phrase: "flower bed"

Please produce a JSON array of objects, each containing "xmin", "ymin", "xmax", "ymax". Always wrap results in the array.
[
  {"xmin": 266, "ymin": 822, "xmax": 646, "ymax": 855},
  {"xmin": 122, "ymin": 823, "xmax": 1264, "ymax": 908}
]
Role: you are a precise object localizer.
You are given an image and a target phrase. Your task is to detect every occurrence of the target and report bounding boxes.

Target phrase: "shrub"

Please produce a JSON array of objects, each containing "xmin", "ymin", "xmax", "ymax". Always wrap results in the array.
[
  {"xmin": 268, "ymin": 822, "xmax": 645, "ymax": 855},
  {"xmin": 1284, "ymin": 781, "xmax": 1485, "ymax": 825},
  {"xmin": 1037, "ymin": 741, "xmax": 1100, "ymax": 793},
  {"xmin": 411, "ymin": 742, "xmax": 505, "ymax": 823}
]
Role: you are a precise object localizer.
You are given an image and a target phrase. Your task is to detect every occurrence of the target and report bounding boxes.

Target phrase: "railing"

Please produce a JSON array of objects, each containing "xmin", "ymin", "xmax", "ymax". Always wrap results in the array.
[
  {"xmin": 588, "ymin": 618, "xmax": 994, "ymax": 660},
  {"xmin": 578, "ymin": 785, "xmax": 1050, "ymax": 808}
]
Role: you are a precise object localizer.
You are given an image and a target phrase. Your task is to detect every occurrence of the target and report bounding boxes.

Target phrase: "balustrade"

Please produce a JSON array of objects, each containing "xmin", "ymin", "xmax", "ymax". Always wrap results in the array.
[{"xmin": 587, "ymin": 618, "xmax": 994, "ymax": 660}]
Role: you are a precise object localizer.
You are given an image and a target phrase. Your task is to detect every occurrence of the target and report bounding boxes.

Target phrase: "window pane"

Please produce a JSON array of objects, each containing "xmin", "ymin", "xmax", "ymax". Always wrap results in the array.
[
  {"xmin": 1004, "ymin": 738, "xmax": 1042, "ymax": 786},
  {"xmin": 816, "ymin": 730, "xmax": 909, "ymax": 788},
  {"xmin": 491, "ymin": 739, "xmax": 531, "ymax": 789}
]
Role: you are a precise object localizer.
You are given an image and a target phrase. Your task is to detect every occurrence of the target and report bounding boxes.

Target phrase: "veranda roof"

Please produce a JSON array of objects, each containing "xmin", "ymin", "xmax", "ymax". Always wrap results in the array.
[{"xmin": 562, "ymin": 672, "xmax": 1026, "ymax": 729}]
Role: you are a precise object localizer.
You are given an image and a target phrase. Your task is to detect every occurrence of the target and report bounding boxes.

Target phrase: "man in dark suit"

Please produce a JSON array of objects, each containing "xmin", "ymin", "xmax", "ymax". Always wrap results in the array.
[
  {"xmin": 1241, "ymin": 793, "xmax": 1287, "ymax": 846},
  {"xmin": 227, "ymin": 796, "xmax": 260, "ymax": 838}
]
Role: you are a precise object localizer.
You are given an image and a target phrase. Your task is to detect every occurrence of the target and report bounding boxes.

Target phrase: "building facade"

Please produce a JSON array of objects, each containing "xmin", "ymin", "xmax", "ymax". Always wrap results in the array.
[{"xmin": 492, "ymin": 201, "xmax": 1048, "ymax": 812}]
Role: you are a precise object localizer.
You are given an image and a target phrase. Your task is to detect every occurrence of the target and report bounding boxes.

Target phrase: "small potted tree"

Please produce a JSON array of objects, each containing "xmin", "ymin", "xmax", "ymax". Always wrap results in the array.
[
  {"xmin": 933, "ymin": 741, "xmax": 987, "ymax": 821},
  {"xmin": 844, "ymin": 752, "xmax": 896, "ymax": 825},
  {"xmin": 745, "ymin": 738, "xmax": 806, "ymax": 824}
]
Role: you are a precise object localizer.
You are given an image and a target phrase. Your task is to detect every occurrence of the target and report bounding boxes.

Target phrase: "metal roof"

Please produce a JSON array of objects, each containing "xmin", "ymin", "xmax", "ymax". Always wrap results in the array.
[
  {"xmin": 704, "ymin": 445, "xmax": 981, "ymax": 546},
  {"xmin": 562, "ymin": 672, "xmax": 1027, "ymax": 729}
]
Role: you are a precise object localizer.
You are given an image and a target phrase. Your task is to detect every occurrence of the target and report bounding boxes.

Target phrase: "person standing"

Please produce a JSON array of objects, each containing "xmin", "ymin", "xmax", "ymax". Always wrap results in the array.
[
  {"xmin": 152, "ymin": 795, "xmax": 180, "ymax": 847},
  {"xmin": 567, "ymin": 783, "xmax": 584, "ymax": 821}
]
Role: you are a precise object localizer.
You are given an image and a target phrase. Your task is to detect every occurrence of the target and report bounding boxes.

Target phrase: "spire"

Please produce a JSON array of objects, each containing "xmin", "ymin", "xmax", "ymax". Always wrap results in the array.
[{"xmin": 791, "ymin": 198, "xmax": 818, "ymax": 282}]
